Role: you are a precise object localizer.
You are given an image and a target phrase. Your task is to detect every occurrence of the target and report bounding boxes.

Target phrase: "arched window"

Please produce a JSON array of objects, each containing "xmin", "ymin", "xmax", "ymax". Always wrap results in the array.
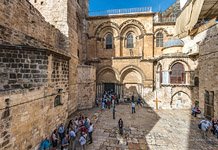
[
  {"xmin": 156, "ymin": 32, "xmax": 163, "ymax": 47},
  {"xmin": 126, "ymin": 33, "xmax": 134, "ymax": 48},
  {"xmin": 105, "ymin": 33, "xmax": 113, "ymax": 49},
  {"xmin": 170, "ymin": 63, "xmax": 186, "ymax": 84}
]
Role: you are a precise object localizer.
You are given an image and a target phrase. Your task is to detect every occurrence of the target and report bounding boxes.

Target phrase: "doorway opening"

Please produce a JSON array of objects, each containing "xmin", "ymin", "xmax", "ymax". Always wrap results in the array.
[{"xmin": 104, "ymin": 83, "xmax": 115, "ymax": 92}]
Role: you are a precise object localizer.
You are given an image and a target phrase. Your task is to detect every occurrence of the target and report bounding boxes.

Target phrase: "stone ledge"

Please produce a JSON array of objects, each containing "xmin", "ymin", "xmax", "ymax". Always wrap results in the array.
[{"xmin": 0, "ymin": 44, "xmax": 71, "ymax": 59}]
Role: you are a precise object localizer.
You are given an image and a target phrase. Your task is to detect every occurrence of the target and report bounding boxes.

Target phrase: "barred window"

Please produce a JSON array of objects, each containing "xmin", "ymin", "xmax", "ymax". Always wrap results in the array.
[
  {"xmin": 105, "ymin": 33, "xmax": 113, "ymax": 49},
  {"xmin": 156, "ymin": 32, "xmax": 163, "ymax": 47},
  {"xmin": 170, "ymin": 63, "xmax": 186, "ymax": 84},
  {"xmin": 126, "ymin": 33, "xmax": 134, "ymax": 48},
  {"xmin": 54, "ymin": 95, "xmax": 62, "ymax": 107}
]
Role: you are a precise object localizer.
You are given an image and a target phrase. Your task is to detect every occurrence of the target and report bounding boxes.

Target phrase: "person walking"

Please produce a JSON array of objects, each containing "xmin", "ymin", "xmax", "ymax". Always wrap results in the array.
[
  {"xmin": 131, "ymin": 101, "xmax": 136, "ymax": 114},
  {"xmin": 88, "ymin": 122, "xmax": 94, "ymax": 144},
  {"xmin": 39, "ymin": 136, "xmax": 51, "ymax": 150},
  {"xmin": 58, "ymin": 123, "xmax": 65, "ymax": 142},
  {"xmin": 137, "ymin": 97, "xmax": 142, "ymax": 107},
  {"xmin": 79, "ymin": 132, "xmax": 86, "ymax": 150},
  {"xmin": 118, "ymin": 118, "xmax": 123, "ymax": 135},
  {"xmin": 131, "ymin": 94, "xmax": 134, "ymax": 102},
  {"xmin": 51, "ymin": 129, "xmax": 59, "ymax": 149},
  {"xmin": 69, "ymin": 128, "xmax": 76, "ymax": 150},
  {"xmin": 113, "ymin": 107, "xmax": 116, "ymax": 120},
  {"xmin": 61, "ymin": 134, "xmax": 69, "ymax": 150}
]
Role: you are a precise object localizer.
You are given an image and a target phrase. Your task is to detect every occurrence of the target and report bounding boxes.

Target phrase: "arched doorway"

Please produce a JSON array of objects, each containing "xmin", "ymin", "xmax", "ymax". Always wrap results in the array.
[
  {"xmin": 96, "ymin": 67, "xmax": 122, "ymax": 98},
  {"xmin": 171, "ymin": 91, "xmax": 191, "ymax": 109},
  {"xmin": 120, "ymin": 66, "xmax": 145, "ymax": 99}
]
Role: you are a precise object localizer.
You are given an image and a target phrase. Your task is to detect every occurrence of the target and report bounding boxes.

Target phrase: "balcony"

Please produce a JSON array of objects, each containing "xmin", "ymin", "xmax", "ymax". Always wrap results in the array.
[{"xmin": 89, "ymin": 7, "xmax": 152, "ymax": 16}]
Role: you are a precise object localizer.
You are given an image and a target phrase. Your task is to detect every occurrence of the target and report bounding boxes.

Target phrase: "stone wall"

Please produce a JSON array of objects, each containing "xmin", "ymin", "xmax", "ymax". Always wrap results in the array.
[
  {"xmin": 0, "ymin": 46, "xmax": 70, "ymax": 149},
  {"xmin": 0, "ymin": 46, "xmax": 48, "ymax": 91},
  {"xmin": 0, "ymin": 0, "xmax": 68, "ymax": 55},
  {"xmin": 77, "ymin": 65, "xmax": 96, "ymax": 109},
  {"xmin": 199, "ymin": 24, "xmax": 218, "ymax": 118},
  {"xmin": 29, "ymin": 0, "xmax": 90, "ymax": 115},
  {"xmin": 0, "ymin": 0, "xmax": 86, "ymax": 149}
]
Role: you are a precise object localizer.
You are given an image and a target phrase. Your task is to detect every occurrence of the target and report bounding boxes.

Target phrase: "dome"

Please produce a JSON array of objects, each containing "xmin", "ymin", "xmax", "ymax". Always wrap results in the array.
[{"xmin": 163, "ymin": 38, "xmax": 184, "ymax": 48}]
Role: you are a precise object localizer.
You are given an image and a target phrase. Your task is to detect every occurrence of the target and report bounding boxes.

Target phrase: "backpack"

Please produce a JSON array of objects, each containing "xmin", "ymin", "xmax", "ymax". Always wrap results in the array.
[{"xmin": 198, "ymin": 123, "xmax": 201, "ymax": 129}]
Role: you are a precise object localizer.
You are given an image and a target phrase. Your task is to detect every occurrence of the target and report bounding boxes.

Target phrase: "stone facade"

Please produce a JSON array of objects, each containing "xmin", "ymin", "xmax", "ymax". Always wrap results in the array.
[
  {"xmin": 199, "ymin": 24, "xmax": 218, "ymax": 119},
  {"xmin": 0, "ymin": 0, "xmax": 90, "ymax": 149},
  {"xmin": 77, "ymin": 65, "xmax": 96, "ymax": 109},
  {"xmin": 86, "ymin": 12, "xmax": 199, "ymax": 109},
  {"xmin": 87, "ymin": 14, "xmax": 175, "ymax": 100}
]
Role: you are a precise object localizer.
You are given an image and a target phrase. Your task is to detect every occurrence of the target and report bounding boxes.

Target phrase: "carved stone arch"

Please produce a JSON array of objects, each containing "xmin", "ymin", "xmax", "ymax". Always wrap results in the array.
[
  {"xmin": 95, "ymin": 21, "xmax": 120, "ymax": 37},
  {"xmin": 97, "ymin": 66, "xmax": 120, "ymax": 83},
  {"xmin": 154, "ymin": 28, "xmax": 170, "ymax": 36},
  {"xmin": 119, "ymin": 19, "xmax": 146, "ymax": 36},
  {"xmin": 170, "ymin": 90, "xmax": 192, "ymax": 109},
  {"xmin": 156, "ymin": 62, "xmax": 162, "ymax": 71},
  {"xmin": 120, "ymin": 65, "xmax": 146, "ymax": 82},
  {"xmin": 168, "ymin": 59, "xmax": 190, "ymax": 71},
  {"xmin": 171, "ymin": 90, "xmax": 191, "ymax": 100}
]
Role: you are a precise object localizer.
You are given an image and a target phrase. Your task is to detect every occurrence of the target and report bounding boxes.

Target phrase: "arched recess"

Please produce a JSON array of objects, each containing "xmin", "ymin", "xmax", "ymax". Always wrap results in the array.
[
  {"xmin": 170, "ymin": 91, "xmax": 191, "ymax": 109},
  {"xmin": 156, "ymin": 63, "xmax": 162, "ymax": 88},
  {"xmin": 120, "ymin": 65, "xmax": 146, "ymax": 82},
  {"xmin": 154, "ymin": 28, "xmax": 170, "ymax": 36},
  {"xmin": 154, "ymin": 28, "xmax": 170, "ymax": 48},
  {"xmin": 120, "ymin": 24, "xmax": 143, "ymax": 57},
  {"xmin": 119, "ymin": 19, "xmax": 146, "ymax": 35},
  {"xmin": 120, "ymin": 65, "xmax": 146, "ymax": 98},
  {"xmin": 95, "ymin": 23, "xmax": 119, "ymax": 54},
  {"xmin": 168, "ymin": 60, "xmax": 191, "ymax": 85},
  {"xmin": 97, "ymin": 66, "xmax": 120, "ymax": 83},
  {"xmin": 168, "ymin": 60, "xmax": 190, "ymax": 71},
  {"xmin": 95, "ymin": 21, "xmax": 120, "ymax": 37},
  {"xmin": 96, "ymin": 66, "xmax": 122, "ymax": 98}
]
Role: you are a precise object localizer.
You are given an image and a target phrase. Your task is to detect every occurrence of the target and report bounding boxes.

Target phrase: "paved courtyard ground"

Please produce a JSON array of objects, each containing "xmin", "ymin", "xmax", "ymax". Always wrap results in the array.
[{"xmin": 71, "ymin": 104, "xmax": 218, "ymax": 150}]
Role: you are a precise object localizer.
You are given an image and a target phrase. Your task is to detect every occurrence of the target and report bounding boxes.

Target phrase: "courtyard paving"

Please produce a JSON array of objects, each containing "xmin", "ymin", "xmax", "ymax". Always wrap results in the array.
[{"xmin": 72, "ymin": 104, "xmax": 218, "ymax": 150}]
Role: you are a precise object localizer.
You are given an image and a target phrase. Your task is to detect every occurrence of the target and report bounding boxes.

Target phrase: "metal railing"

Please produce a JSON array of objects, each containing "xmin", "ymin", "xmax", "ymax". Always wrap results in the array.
[
  {"xmin": 89, "ymin": 7, "xmax": 152, "ymax": 16},
  {"xmin": 154, "ymin": 17, "xmax": 176, "ymax": 23}
]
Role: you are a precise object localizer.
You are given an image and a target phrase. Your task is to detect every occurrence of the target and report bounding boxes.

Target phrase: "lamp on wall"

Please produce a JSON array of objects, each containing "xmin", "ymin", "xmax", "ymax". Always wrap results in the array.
[{"xmin": 58, "ymin": 88, "xmax": 63, "ymax": 93}]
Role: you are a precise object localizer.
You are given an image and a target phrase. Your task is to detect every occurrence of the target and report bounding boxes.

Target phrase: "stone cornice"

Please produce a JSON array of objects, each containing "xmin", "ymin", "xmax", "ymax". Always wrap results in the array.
[{"xmin": 0, "ymin": 44, "xmax": 71, "ymax": 59}]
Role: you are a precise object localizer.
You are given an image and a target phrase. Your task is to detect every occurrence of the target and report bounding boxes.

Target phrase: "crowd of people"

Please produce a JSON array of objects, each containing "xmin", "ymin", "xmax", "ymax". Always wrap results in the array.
[
  {"xmin": 198, "ymin": 118, "xmax": 218, "ymax": 139},
  {"xmin": 98, "ymin": 91, "xmax": 118, "ymax": 110},
  {"xmin": 39, "ymin": 114, "xmax": 93, "ymax": 150},
  {"xmin": 39, "ymin": 91, "xmax": 145, "ymax": 150}
]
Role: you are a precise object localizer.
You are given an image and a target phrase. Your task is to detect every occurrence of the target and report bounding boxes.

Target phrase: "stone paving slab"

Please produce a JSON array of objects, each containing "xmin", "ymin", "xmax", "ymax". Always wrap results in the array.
[{"xmin": 68, "ymin": 105, "xmax": 218, "ymax": 150}]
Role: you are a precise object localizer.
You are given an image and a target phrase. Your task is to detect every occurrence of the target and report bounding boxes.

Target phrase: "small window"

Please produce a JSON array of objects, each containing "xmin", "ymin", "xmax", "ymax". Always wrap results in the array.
[
  {"xmin": 105, "ymin": 33, "xmax": 113, "ymax": 49},
  {"xmin": 54, "ymin": 95, "xmax": 62, "ymax": 107},
  {"xmin": 126, "ymin": 33, "xmax": 134, "ymax": 48},
  {"xmin": 156, "ymin": 32, "xmax": 163, "ymax": 47}
]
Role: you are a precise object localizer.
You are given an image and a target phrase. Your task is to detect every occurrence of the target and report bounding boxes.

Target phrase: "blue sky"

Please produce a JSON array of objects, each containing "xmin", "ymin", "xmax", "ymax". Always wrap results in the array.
[{"xmin": 89, "ymin": 0, "xmax": 177, "ymax": 12}]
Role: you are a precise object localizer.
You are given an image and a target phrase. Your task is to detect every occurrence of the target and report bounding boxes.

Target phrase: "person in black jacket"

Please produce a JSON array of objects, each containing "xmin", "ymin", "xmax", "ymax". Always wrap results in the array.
[{"xmin": 118, "ymin": 118, "xmax": 123, "ymax": 135}]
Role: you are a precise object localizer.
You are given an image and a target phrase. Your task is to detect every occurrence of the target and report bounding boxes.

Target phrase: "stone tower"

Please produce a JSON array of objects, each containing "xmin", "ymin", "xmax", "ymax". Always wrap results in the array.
[{"xmin": 29, "ymin": 0, "xmax": 89, "ymax": 113}]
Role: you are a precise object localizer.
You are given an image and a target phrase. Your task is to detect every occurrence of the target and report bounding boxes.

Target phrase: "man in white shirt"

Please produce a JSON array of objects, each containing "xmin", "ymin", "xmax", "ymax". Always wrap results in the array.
[
  {"xmin": 200, "ymin": 119, "xmax": 212, "ymax": 139},
  {"xmin": 88, "ymin": 123, "xmax": 94, "ymax": 144},
  {"xmin": 79, "ymin": 132, "xmax": 86, "ymax": 150},
  {"xmin": 131, "ymin": 102, "xmax": 136, "ymax": 114}
]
